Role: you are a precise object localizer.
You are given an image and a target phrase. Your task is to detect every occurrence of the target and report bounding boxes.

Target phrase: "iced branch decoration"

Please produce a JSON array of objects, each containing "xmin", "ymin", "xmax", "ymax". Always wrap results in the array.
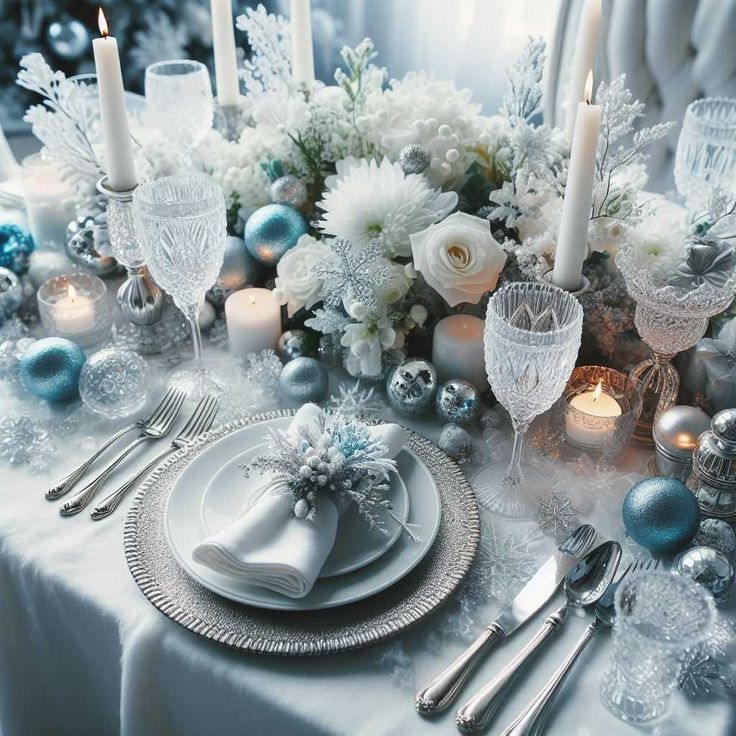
[{"xmin": 501, "ymin": 36, "xmax": 546, "ymax": 123}]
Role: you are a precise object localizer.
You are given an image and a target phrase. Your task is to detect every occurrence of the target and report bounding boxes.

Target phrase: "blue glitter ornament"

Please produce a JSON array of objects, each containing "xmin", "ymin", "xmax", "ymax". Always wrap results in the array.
[
  {"xmin": 279, "ymin": 357, "xmax": 328, "ymax": 403},
  {"xmin": 0, "ymin": 224, "xmax": 34, "ymax": 274},
  {"xmin": 19, "ymin": 337, "xmax": 86, "ymax": 402},
  {"xmin": 623, "ymin": 477, "xmax": 700, "ymax": 554},
  {"xmin": 244, "ymin": 204, "xmax": 308, "ymax": 266}
]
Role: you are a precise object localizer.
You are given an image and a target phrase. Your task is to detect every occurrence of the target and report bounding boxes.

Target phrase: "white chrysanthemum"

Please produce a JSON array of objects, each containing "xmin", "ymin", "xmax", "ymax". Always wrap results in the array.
[
  {"xmin": 317, "ymin": 157, "xmax": 457, "ymax": 258},
  {"xmin": 361, "ymin": 72, "xmax": 481, "ymax": 187},
  {"xmin": 250, "ymin": 90, "xmax": 310, "ymax": 158}
]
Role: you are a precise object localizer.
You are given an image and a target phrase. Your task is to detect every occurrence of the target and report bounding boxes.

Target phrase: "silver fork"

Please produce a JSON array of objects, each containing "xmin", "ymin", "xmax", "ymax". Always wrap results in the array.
[
  {"xmin": 46, "ymin": 387, "xmax": 181, "ymax": 501},
  {"xmin": 499, "ymin": 558, "xmax": 659, "ymax": 736},
  {"xmin": 90, "ymin": 395, "xmax": 219, "ymax": 520},
  {"xmin": 59, "ymin": 387, "xmax": 187, "ymax": 517}
]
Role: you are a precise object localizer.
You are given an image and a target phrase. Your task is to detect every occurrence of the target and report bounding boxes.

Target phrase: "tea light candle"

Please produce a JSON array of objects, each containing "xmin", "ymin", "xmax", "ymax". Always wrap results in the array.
[
  {"xmin": 225, "ymin": 288, "xmax": 282, "ymax": 359},
  {"xmin": 54, "ymin": 283, "xmax": 96, "ymax": 335},
  {"xmin": 566, "ymin": 379, "xmax": 622, "ymax": 447},
  {"xmin": 432, "ymin": 314, "xmax": 487, "ymax": 389}
]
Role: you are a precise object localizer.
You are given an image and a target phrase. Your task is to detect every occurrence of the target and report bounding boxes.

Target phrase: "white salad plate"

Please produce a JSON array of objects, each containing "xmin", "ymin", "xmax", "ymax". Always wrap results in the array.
[{"xmin": 165, "ymin": 416, "xmax": 442, "ymax": 611}]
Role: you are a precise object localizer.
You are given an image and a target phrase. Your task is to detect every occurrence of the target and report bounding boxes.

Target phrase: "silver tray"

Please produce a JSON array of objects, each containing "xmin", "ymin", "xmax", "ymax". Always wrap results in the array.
[{"xmin": 124, "ymin": 410, "xmax": 480, "ymax": 655}]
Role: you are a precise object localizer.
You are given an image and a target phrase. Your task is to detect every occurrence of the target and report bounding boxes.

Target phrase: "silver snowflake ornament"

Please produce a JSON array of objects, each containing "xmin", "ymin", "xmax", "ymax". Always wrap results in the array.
[{"xmin": 535, "ymin": 491, "xmax": 579, "ymax": 538}]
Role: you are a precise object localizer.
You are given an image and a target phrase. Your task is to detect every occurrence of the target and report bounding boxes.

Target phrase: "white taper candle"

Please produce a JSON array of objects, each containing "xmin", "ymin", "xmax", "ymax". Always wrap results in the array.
[
  {"xmin": 210, "ymin": 0, "xmax": 240, "ymax": 105},
  {"xmin": 290, "ymin": 0, "xmax": 315, "ymax": 87}
]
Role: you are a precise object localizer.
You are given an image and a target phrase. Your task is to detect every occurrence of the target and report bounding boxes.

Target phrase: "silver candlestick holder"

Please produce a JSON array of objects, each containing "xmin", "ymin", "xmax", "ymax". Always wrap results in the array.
[
  {"xmin": 213, "ymin": 97, "xmax": 249, "ymax": 142},
  {"xmin": 97, "ymin": 177, "xmax": 163, "ymax": 326}
]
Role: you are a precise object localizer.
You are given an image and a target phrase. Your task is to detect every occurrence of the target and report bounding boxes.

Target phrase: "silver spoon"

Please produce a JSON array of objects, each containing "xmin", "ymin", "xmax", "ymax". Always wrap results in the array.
[{"xmin": 457, "ymin": 540, "xmax": 622, "ymax": 733}]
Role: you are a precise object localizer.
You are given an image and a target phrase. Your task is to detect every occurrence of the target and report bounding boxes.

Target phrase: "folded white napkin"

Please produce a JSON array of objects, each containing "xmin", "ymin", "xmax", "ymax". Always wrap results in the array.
[{"xmin": 192, "ymin": 403, "xmax": 407, "ymax": 598}]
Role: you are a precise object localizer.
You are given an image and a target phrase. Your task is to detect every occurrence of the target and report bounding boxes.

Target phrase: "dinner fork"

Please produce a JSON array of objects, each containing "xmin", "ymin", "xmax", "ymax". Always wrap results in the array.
[
  {"xmin": 46, "ymin": 387, "xmax": 181, "ymax": 501},
  {"xmin": 499, "ymin": 558, "xmax": 659, "ymax": 736},
  {"xmin": 59, "ymin": 387, "xmax": 186, "ymax": 517},
  {"xmin": 90, "ymin": 394, "xmax": 219, "ymax": 520}
]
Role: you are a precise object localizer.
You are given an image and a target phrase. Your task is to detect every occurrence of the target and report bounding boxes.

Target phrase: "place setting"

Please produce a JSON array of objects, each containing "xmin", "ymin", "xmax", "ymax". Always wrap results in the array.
[{"xmin": 1, "ymin": 0, "xmax": 736, "ymax": 734}]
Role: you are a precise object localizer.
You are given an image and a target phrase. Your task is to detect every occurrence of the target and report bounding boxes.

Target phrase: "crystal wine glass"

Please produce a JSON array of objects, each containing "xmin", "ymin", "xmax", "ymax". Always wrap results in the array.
[
  {"xmin": 617, "ymin": 238, "xmax": 736, "ymax": 444},
  {"xmin": 674, "ymin": 97, "xmax": 736, "ymax": 213},
  {"xmin": 600, "ymin": 572, "xmax": 716, "ymax": 724},
  {"xmin": 144, "ymin": 60, "xmax": 214, "ymax": 155},
  {"xmin": 480, "ymin": 282, "xmax": 583, "ymax": 518},
  {"xmin": 133, "ymin": 174, "xmax": 227, "ymax": 397}
]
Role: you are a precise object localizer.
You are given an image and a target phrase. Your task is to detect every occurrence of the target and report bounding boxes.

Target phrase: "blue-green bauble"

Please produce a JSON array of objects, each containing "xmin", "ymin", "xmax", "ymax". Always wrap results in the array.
[
  {"xmin": 623, "ymin": 477, "xmax": 700, "ymax": 554},
  {"xmin": 244, "ymin": 204, "xmax": 308, "ymax": 266},
  {"xmin": 19, "ymin": 337, "xmax": 86, "ymax": 402},
  {"xmin": 278, "ymin": 357, "xmax": 328, "ymax": 403},
  {"xmin": 0, "ymin": 224, "xmax": 34, "ymax": 274}
]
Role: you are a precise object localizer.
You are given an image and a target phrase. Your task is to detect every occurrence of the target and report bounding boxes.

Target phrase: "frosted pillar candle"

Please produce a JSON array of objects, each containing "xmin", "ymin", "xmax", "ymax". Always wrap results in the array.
[
  {"xmin": 564, "ymin": 0, "xmax": 602, "ymax": 140},
  {"xmin": 290, "ymin": 0, "xmax": 315, "ymax": 87},
  {"xmin": 210, "ymin": 0, "xmax": 240, "ymax": 105},
  {"xmin": 225, "ymin": 288, "xmax": 282, "ymax": 359},
  {"xmin": 552, "ymin": 72, "xmax": 601, "ymax": 291},
  {"xmin": 432, "ymin": 315, "xmax": 487, "ymax": 389},
  {"xmin": 92, "ymin": 10, "xmax": 137, "ymax": 191}
]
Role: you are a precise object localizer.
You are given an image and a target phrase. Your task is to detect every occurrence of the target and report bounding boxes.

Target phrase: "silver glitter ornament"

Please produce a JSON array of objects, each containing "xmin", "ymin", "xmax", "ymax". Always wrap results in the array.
[
  {"xmin": 279, "ymin": 357, "xmax": 329, "ymax": 403},
  {"xmin": 0, "ymin": 267, "xmax": 23, "ymax": 322},
  {"xmin": 672, "ymin": 546, "xmax": 734, "ymax": 603},
  {"xmin": 277, "ymin": 329, "xmax": 316, "ymax": 362},
  {"xmin": 207, "ymin": 236, "xmax": 261, "ymax": 308},
  {"xmin": 318, "ymin": 333, "xmax": 343, "ymax": 367},
  {"xmin": 198, "ymin": 300, "xmax": 217, "ymax": 332},
  {"xmin": 386, "ymin": 358, "xmax": 437, "ymax": 416},
  {"xmin": 479, "ymin": 405, "xmax": 508, "ymax": 430},
  {"xmin": 46, "ymin": 18, "xmax": 90, "ymax": 61},
  {"xmin": 398, "ymin": 144, "xmax": 431, "ymax": 175},
  {"xmin": 693, "ymin": 519, "xmax": 736, "ymax": 563},
  {"xmin": 436, "ymin": 379, "xmax": 480, "ymax": 425},
  {"xmin": 438, "ymin": 423, "xmax": 474, "ymax": 463},
  {"xmin": 65, "ymin": 213, "xmax": 118, "ymax": 276},
  {"xmin": 270, "ymin": 175, "xmax": 308, "ymax": 208}
]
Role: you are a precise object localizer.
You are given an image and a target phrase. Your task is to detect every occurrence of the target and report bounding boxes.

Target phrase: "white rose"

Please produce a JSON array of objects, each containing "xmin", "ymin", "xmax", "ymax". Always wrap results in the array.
[
  {"xmin": 410, "ymin": 212, "xmax": 507, "ymax": 307},
  {"xmin": 274, "ymin": 235, "xmax": 331, "ymax": 316}
]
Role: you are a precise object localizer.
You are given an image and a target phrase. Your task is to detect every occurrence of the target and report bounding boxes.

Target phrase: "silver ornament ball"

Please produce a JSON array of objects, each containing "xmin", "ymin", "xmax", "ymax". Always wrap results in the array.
[
  {"xmin": 79, "ymin": 348, "xmax": 149, "ymax": 419},
  {"xmin": 436, "ymin": 379, "xmax": 480, "ymax": 425},
  {"xmin": 398, "ymin": 144, "xmax": 431, "ymax": 175},
  {"xmin": 386, "ymin": 358, "xmax": 437, "ymax": 416},
  {"xmin": 672, "ymin": 546, "xmax": 735, "ymax": 603},
  {"xmin": 198, "ymin": 300, "xmax": 217, "ymax": 332},
  {"xmin": 0, "ymin": 267, "xmax": 23, "ymax": 322},
  {"xmin": 277, "ymin": 329, "xmax": 316, "ymax": 363},
  {"xmin": 318, "ymin": 333, "xmax": 343, "ymax": 367},
  {"xmin": 46, "ymin": 18, "xmax": 90, "ymax": 61},
  {"xmin": 270, "ymin": 175, "xmax": 308, "ymax": 208},
  {"xmin": 438, "ymin": 423, "xmax": 474, "ymax": 463},
  {"xmin": 279, "ymin": 357, "xmax": 329, "ymax": 403},
  {"xmin": 207, "ymin": 236, "xmax": 261, "ymax": 307},
  {"xmin": 65, "ymin": 214, "xmax": 118, "ymax": 276},
  {"xmin": 693, "ymin": 519, "xmax": 736, "ymax": 563}
]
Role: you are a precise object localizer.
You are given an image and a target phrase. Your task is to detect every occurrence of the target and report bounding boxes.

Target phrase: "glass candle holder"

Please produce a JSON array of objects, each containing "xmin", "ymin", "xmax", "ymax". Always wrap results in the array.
[
  {"xmin": 600, "ymin": 572, "xmax": 716, "ymax": 724},
  {"xmin": 37, "ymin": 272, "xmax": 112, "ymax": 347},
  {"xmin": 553, "ymin": 366, "xmax": 642, "ymax": 463}
]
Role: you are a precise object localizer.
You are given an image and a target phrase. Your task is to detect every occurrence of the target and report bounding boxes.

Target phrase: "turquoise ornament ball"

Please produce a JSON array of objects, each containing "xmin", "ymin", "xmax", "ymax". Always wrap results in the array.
[
  {"xmin": 623, "ymin": 477, "xmax": 700, "ymax": 554},
  {"xmin": 244, "ymin": 204, "xmax": 308, "ymax": 266},
  {"xmin": 19, "ymin": 337, "xmax": 86, "ymax": 402},
  {"xmin": 0, "ymin": 224, "xmax": 34, "ymax": 274},
  {"xmin": 279, "ymin": 357, "xmax": 328, "ymax": 403}
]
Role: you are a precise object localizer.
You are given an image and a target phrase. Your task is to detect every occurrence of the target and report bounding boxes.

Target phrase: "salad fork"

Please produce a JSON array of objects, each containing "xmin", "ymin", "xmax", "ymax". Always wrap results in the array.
[
  {"xmin": 90, "ymin": 394, "xmax": 219, "ymax": 520},
  {"xmin": 59, "ymin": 387, "xmax": 186, "ymax": 517},
  {"xmin": 46, "ymin": 387, "xmax": 181, "ymax": 501}
]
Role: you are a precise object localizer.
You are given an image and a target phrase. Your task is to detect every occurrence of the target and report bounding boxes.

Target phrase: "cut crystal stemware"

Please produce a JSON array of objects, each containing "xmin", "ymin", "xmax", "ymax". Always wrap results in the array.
[{"xmin": 480, "ymin": 281, "xmax": 583, "ymax": 518}]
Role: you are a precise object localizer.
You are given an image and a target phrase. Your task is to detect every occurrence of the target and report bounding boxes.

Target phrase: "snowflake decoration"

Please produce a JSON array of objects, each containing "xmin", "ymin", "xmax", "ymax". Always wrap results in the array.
[
  {"xmin": 244, "ymin": 349, "xmax": 282, "ymax": 393},
  {"xmin": 483, "ymin": 522, "xmax": 539, "ymax": 601},
  {"xmin": 0, "ymin": 416, "xmax": 56, "ymax": 472},
  {"xmin": 312, "ymin": 238, "xmax": 390, "ymax": 311},
  {"xmin": 304, "ymin": 307, "xmax": 352, "ymax": 335},
  {"xmin": 327, "ymin": 382, "xmax": 385, "ymax": 419},
  {"xmin": 534, "ymin": 491, "xmax": 579, "ymax": 538},
  {"xmin": 679, "ymin": 618, "xmax": 736, "ymax": 697}
]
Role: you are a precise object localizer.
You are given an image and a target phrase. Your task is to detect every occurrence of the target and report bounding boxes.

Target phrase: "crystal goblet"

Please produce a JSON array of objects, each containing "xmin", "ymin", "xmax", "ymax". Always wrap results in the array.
[
  {"xmin": 480, "ymin": 282, "xmax": 583, "ymax": 518},
  {"xmin": 600, "ymin": 571, "xmax": 716, "ymax": 724},
  {"xmin": 617, "ymin": 239, "xmax": 736, "ymax": 444},
  {"xmin": 144, "ymin": 60, "xmax": 213, "ymax": 156},
  {"xmin": 674, "ymin": 97, "xmax": 736, "ymax": 213},
  {"xmin": 133, "ymin": 174, "xmax": 228, "ymax": 397}
]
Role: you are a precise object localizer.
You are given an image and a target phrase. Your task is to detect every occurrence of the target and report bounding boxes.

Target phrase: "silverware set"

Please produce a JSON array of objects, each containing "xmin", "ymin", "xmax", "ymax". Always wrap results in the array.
[
  {"xmin": 417, "ymin": 524, "xmax": 657, "ymax": 734},
  {"xmin": 46, "ymin": 388, "xmax": 219, "ymax": 520}
]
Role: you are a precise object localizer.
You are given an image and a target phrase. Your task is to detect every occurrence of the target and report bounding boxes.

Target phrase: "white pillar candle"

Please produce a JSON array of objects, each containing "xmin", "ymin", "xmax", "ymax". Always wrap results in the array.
[
  {"xmin": 290, "ymin": 0, "xmax": 315, "ymax": 87},
  {"xmin": 566, "ymin": 380, "xmax": 622, "ymax": 448},
  {"xmin": 564, "ymin": 0, "xmax": 602, "ymax": 141},
  {"xmin": 552, "ymin": 71, "xmax": 601, "ymax": 291},
  {"xmin": 0, "ymin": 123, "xmax": 19, "ymax": 182},
  {"xmin": 225, "ymin": 288, "xmax": 282, "ymax": 358},
  {"xmin": 432, "ymin": 314, "xmax": 487, "ymax": 389},
  {"xmin": 53, "ymin": 283, "xmax": 96, "ymax": 335},
  {"xmin": 210, "ymin": 0, "xmax": 240, "ymax": 105},
  {"xmin": 92, "ymin": 9, "xmax": 137, "ymax": 191}
]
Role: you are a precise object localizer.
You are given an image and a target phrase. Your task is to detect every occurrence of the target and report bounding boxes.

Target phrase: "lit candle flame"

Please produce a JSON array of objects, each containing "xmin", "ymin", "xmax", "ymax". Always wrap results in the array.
[
  {"xmin": 249, "ymin": 295, "xmax": 256, "ymax": 306},
  {"xmin": 98, "ymin": 8, "xmax": 109, "ymax": 38},
  {"xmin": 68, "ymin": 284, "xmax": 78, "ymax": 303},
  {"xmin": 584, "ymin": 70, "xmax": 594, "ymax": 105},
  {"xmin": 592, "ymin": 379, "xmax": 602, "ymax": 402}
]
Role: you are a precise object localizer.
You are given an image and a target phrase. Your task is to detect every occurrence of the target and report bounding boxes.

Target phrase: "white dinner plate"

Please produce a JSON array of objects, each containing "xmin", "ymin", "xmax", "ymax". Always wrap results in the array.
[{"xmin": 165, "ymin": 416, "xmax": 442, "ymax": 611}]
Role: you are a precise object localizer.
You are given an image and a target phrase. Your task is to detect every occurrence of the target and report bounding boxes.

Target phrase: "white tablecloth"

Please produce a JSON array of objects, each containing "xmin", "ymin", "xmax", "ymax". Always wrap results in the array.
[{"xmin": 0, "ymin": 382, "xmax": 733, "ymax": 736}]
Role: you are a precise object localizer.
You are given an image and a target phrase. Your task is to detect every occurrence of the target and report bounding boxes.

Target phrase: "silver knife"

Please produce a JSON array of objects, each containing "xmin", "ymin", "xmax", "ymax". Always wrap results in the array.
[{"xmin": 415, "ymin": 524, "xmax": 596, "ymax": 715}]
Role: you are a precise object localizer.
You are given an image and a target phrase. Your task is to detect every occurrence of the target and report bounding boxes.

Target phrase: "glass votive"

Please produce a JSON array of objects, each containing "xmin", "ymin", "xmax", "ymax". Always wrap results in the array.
[
  {"xmin": 21, "ymin": 153, "xmax": 77, "ymax": 251},
  {"xmin": 37, "ymin": 272, "xmax": 112, "ymax": 347},
  {"xmin": 552, "ymin": 366, "xmax": 642, "ymax": 461}
]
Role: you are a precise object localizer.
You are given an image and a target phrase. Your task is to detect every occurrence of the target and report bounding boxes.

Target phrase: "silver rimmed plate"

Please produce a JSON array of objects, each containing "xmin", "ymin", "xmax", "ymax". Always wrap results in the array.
[
  {"xmin": 124, "ymin": 411, "xmax": 480, "ymax": 655},
  {"xmin": 165, "ymin": 416, "xmax": 437, "ymax": 610}
]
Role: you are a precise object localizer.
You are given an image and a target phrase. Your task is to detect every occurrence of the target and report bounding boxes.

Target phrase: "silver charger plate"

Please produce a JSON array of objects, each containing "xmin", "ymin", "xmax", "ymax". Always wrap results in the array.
[{"xmin": 124, "ymin": 410, "xmax": 480, "ymax": 655}]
